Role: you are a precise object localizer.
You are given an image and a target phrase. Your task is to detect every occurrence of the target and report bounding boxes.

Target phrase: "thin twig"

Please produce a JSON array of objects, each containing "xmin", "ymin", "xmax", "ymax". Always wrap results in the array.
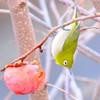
[
  {"xmin": 0, "ymin": 9, "xmax": 51, "ymax": 29},
  {"xmin": 58, "ymin": 6, "xmax": 73, "ymax": 26},
  {"xmin": 47, "ymin": 83, "xmax": 77, "ymax": 100},
  {"xmin": 1, "ymin": 8, "xmax": 100, "ymax": 64},
  {"xmin": 92, "ymin": 79, "xmax": 100, "ymax": 100},
  {"xmin": 79, "ymin": 22, "xmax": 100, "ymax": 44},
  {"xmin": 63, "ymin": 13, "xmax": 100, "ymax": 26},
  {"xmin": 11, "ymin": 36, "xmax": 48, "ymax": 64},
  {"xmin": 39, "ymin": 0, "xmax": 53, "ymax": 81},
  {"xmin": 50, "ymin": 0, "xmax": 60, "ymax": 22},
  {"xmin": 58, "ymin": 0, "xmax": 100, "ymax": 22},
  {"xmin": 49, "ymin": 3, "xmax": 73, "ymax": 98},
  {"xmin": 78, "ymin": 42, "xmax": 100, "ymax": 64},
  {"xmin": 1, "ymin": 8, "xmax": 100, "ymax": 28},
  {"xmin": 10, "ymin": 13, "xmax": 100, "ymax": 64},
  {"xmin": 77, "ymin": 26, "xmax": 100, "ymax": 32},
  {"xmin": 0, "ymin": 9, "xmax": 10, "ymax": 13},
  {"xmin": 0, "ymin": 12, "xmax": 99, "ymax": 72},
  {"xmin": 69, "ymin": 24, "xmax": 98, "ymax": 100},
  {"xmin": 49, "ymin": 72, "xmax": 64, "ymax": 100},
  {"xmin": 4, "ymin": 91, "xmax": 14, "ymax": 100},
  {"xmin": 75, "ymin": 76, "xmax": 97, "ymax": 84},
  {"xmin": 70, "ymin": 75, "xmax": 83, "ymax": 100},
  {"xmin": 7, "ymin": 0, "xmax": 48, "ymax": 100},
  {"xmin": 30, "ymin": 13, "xmax": 51, "ymax": 29},
  {"xmin": 28, "ymin": 1, "xmax": 43, "ymax": 15},
  {"xmin": 58, "ymin": 4, "xmax": 82, "ymax": 100}
]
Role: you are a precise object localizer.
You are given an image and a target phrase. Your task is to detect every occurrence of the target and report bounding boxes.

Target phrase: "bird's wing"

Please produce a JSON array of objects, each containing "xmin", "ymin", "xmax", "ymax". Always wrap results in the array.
[{"xmin": 62, "ymin": 22, "xmax": 80, "ymax": 51}]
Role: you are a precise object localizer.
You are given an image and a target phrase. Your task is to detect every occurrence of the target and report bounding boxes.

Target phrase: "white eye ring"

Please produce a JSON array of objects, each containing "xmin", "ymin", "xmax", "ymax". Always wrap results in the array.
[{"xmin": 63, "ymin": 60, "xmax": 67, "ymax": 66}]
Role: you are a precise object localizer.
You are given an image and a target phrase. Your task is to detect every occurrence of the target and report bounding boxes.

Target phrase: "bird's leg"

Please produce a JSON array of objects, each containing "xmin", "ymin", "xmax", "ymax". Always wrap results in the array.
[{"xmin": 60, "ymin": 26, "xmax": 71, "ymax": 31}]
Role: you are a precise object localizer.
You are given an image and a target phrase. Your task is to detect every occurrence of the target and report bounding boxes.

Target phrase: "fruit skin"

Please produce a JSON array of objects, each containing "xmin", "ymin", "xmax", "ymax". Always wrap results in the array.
[{"xmin": 4, "ymin": 63, "xmax": 45, "ymax": 95}]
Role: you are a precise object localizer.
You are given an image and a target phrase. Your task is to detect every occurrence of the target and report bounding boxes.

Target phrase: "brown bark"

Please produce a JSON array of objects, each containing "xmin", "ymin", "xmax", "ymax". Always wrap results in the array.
[{"xmin": 7, "ymin": 0, "xmax": 48, "ymax": 100}]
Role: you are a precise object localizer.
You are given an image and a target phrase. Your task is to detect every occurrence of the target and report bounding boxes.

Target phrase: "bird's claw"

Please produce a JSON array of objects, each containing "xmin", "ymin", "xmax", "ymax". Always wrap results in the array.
[{"xmin": 60, "ymin": 25, "xmax": 70, "ymax": 31}]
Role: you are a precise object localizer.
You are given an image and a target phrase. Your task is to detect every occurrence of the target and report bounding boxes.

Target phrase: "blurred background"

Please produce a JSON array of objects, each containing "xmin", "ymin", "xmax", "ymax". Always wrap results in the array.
[{"xmin": 0, "ymin": 0, "xmax": 100, "ymax": 100}]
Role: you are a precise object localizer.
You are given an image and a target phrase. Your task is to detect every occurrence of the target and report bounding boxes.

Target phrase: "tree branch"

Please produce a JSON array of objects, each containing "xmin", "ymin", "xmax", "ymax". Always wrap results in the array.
[
  {"xmin": 78, "ymin": 42, "xmax": 100, "ymax": 64},
  {"xmin": 75, "ymin": 76, "xmax": 97, "ymax": 84},
  {"xmin": 49, "ymin": 71, "xmax": 64, "ymax": 100},
  {"xmin": 58, "ymin": 0, "xmax": 100, "ymax": 22},
  {"xmin": 7, "ymin": 0, "xmax": 48, "ymax": 100},
  {"xmin": 0, "ymin": 9, "xmax": 51, "ymax": 29},
  {"xmin": 47, "ymin": 83, "xmax": 77, "ymax": 100},
  {"xmin": 39, "ymin": 0, "xmax": 52, "ymax": 81},
  {"xmin": 10, "ymin": 13, "xmax": 100, "ymax": 64},
  {"xmin": 92, "ymin": 79, "xmax": 100, "ymax": 100},
  {"xmin": 77, "ymin": 26, "xmax": 100, "ymax": 33},
  {"xmin": 4, "ymin": 91, "xmax": 14, "ymax": 100},
  {"xmin": 50, "ymin": 0, "xmax": 60, "ymax": 22},
  {"xmin": 28, "ymin": 1, "xmax": 43, "ymax": 15}
]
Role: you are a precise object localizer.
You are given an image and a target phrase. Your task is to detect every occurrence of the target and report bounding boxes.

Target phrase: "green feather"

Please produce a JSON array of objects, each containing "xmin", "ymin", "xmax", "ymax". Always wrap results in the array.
[
  {"xmin": 62, "ymin": 22, "xmax": 80, "ymax": 51},
  {"xmin": 62, "ymin": 4, "xmax": 80, "ymax": 53},
  {"xmin": 55, "ymin": 4, "xmax": 80, "ymax": 68}
]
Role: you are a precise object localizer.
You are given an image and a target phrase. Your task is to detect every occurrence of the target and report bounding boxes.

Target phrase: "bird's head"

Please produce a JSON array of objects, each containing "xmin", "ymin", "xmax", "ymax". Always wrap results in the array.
[{"xmin": 55, "ymin": 53, "xmax": 74, "ymax": 68}]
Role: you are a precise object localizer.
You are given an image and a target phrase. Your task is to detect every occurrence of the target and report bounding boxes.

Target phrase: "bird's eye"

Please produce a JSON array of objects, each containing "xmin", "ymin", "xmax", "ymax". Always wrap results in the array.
[{"xmin": 63, "ymin": 60, "xmax": 67, "ymax": 66}]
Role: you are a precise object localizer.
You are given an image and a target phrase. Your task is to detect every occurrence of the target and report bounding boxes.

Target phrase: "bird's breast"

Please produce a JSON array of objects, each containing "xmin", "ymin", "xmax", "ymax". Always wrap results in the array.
[{"xmin": 51, "ymin": 26, "xmax": 71, "ymax": 58}]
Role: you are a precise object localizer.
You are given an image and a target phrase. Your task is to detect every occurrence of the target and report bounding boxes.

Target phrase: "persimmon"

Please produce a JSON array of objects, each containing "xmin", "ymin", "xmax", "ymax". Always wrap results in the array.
[{"xmin": 4, "ymin": 61, "xmax": 45, "ymax": 95}]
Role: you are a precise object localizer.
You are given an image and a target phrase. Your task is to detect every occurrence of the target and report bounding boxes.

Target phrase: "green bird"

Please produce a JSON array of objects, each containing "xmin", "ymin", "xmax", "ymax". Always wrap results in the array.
[{"xmin": 51, "ymin": 5, "xmax": 80, "ymax": 69}]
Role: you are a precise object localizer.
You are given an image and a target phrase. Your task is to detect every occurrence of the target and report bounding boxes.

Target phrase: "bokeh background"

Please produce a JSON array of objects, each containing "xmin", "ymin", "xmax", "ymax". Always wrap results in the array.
[{"xmin": 0, "ymin": 0, "xmax": 100, "ymax": 100}]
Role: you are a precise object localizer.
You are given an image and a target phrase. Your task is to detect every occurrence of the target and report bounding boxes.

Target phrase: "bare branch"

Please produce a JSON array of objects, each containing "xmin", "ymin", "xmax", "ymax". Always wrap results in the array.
[
  {"xmin": 0, "ymin": 9, "xmax": 51, "ymax": 29},
  {"xmin": 75, "ymin": 76, "xmax": 97, "ymax": 84},
  {"xmin": 49, "ymin": 72, "xmax": 64, "ymax": 100},
  {"xmin": 70, "ymin": 76, "xmax": 83, "ymax": 100},
  {"xmin": 92, "ymin": 79, "xmax": 100, "ymax": 100},
  {"xmin": 1, "ymin": 1, "xmax": 100, "ymax": 100},
  {"xmin": 50, "ymin": 0, "xmax": 60, "ymax": 22},
  {"xmin": 4, "ymin": 91, "xmax": 14, "ymax": 100},
  {"xmin": 63, "ymin": 13, "xmax": 100, "ymax": 26},
  {"xmin": 47, "ymin": 83, "xmax": 77, "ymax": 100},
  {"xmin": 0, "ymin": 9, "xmax": 10, "ymax": 13},
  {"xmin": 49, "ymin": 69, "xmax": 83, "ymax": 100},
  {"xmin": 10, "ymin": 13, "xmax": 100, "ymax": 64},
  {"xmin": 78, "ymin": 42, "xmax": 100, "ymax": 64},
  {"xmin": 58, "ymin": 0, "xmax": 100, "ymax": 22},
  {"xmin": 7, "ymin": 0, "xmax": 48, "ymax": 100},
  {"xmin": 0, "ymin": 12, "xmax": 99, "ymax": 73},
  {"xmin": 1, "ymin": 8, "xmax": 100, "ymax": 28},
  {"xmin": 28, "ymin": 1, "xmax": 43, "ymax": 15},
  {"xmin": 77, "ymin": 26, "xmax": 100, "ymax": 33},
  {"xmin": 30, "ymin": 13, "xmax": 51, "ymax": 29},
  {"xmin": 39, "ymin": 0, "xmax": 53, "ymax": 81},
  {"xmin": 79, "ymin": 23, "xmax": 100, "ymax": 44}
]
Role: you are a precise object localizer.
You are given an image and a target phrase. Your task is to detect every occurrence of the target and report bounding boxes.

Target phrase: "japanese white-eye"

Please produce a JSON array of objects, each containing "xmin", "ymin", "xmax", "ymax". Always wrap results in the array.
[{"xmin": 51, "ymin": 5, "xmax": 80, "ymax": 68}]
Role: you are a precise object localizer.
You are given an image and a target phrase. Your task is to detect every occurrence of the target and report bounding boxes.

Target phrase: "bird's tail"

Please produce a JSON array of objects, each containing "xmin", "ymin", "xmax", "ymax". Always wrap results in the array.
[{"xmin": 72, "ymin": 4, "xmax": 78, "ymax": 29}]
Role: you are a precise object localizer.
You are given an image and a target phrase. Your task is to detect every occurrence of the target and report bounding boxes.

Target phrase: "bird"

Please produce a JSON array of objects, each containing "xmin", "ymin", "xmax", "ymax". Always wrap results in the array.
[{"xmin": 51, "ymin": 4, "xmax": 80, "ymax": 69}]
